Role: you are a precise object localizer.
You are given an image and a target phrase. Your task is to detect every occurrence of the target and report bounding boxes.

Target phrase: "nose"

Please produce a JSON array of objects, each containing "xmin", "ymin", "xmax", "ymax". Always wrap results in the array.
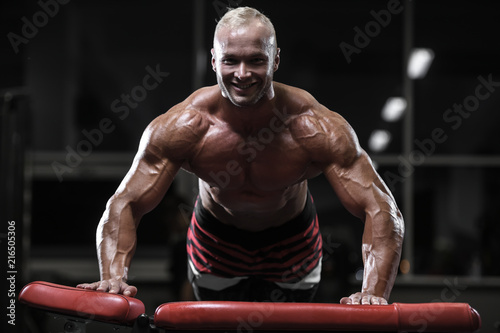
[{"xmin": 236, "ymin": 62, "xmax": 251, "ymax": 80}]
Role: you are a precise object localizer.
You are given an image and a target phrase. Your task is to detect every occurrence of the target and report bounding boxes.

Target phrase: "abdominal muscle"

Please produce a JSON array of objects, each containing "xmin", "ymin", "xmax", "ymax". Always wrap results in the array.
[{"xmin": 198, "ymin": 180, "xmax": 309, "ymax": 232}]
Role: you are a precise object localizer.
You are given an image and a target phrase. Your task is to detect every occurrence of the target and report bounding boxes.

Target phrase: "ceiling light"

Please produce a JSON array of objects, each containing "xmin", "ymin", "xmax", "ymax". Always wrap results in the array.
[
  {"xmin": 407, "ymin": 48, "xmax": 434, "ymax": 79},
  {"xmin": 369, "ymin": 129, "xmax": 391, "ymax": 153},
  {"xmin": 381, "ymin": 97, "xmax": 407, "ymax": 122}
]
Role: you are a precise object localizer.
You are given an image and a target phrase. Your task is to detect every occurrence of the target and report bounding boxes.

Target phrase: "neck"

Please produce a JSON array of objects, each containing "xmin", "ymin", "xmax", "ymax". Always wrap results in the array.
[{"xmin": 220, "ymin": 87, "xmax": 279, "ymax": 134}]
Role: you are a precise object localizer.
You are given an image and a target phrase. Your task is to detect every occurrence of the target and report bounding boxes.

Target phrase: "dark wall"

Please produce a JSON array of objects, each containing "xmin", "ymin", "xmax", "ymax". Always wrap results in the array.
[{"xmin": 1, "ymin": 0, "xmax": 500, "ymax": 320}]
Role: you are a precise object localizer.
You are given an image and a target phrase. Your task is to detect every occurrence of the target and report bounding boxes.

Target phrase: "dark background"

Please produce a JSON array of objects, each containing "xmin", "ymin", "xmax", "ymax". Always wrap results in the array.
[{"xmin": 1, "ymin": 0, "xmax": 499, "ymax": 331}]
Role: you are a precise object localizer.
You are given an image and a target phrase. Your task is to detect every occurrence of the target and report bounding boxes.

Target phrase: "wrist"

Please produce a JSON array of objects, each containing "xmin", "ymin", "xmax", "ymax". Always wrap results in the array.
[{"xmin": 101, "ymin": 266, "xmax": 129, "ymax": 282}]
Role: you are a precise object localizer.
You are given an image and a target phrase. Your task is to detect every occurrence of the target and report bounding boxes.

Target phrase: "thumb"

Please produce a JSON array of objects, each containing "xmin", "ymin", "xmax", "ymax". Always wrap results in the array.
[{"xmin": 123, "ymin": 285, "xmax": 138, "ymax": 297}]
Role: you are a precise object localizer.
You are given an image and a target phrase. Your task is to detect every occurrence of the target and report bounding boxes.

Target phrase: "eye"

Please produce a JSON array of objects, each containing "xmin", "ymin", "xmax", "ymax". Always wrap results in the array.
[
  {"xmin": 222, "ymin": 58, "xmax": 236, "ymax": 65},
  {"xmin": 252, "ymin": 58, "xmax": 265, "ymax": 64}
]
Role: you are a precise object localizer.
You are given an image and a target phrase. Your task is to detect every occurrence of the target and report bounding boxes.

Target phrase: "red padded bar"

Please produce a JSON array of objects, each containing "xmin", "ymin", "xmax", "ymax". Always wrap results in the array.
[
  {"xmin": 396, "ymin": 303, "xmax": 481, "ymax": 332},
  {"xmin": 19, "ymin": 281, "xmax": 145, "ymax": 325},
  {"xmin": 154, "ymin": 301, "xmax": 481, "ymax": 332}
]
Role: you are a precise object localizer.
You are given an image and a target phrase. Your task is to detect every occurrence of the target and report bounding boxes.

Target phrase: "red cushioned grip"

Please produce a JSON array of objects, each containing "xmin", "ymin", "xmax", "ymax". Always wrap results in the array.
[
  {"xmin": 19, "ymin": 281, "xmax": 145, "ymax": 325},
  {"xmin": 395, "ymin": 302, "xmax": 481, "ymax": 332},
  {"xmin": 154, "ymin": 301, "xmax": 481, "ymax": 332}
]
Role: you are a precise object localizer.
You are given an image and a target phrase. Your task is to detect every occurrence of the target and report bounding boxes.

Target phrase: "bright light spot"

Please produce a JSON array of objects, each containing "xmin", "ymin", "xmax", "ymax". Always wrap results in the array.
[
  {"xmin": 400, "ymin": 259, "xmax": 411, "ymax": 274},
  {"xmin": 381, "ymin": 97, "xmax": 407, "ymax": 122},
  {"xmin": 407, "ymin": 48, "xmax": 435, "ymax": 79},
  {"xmin": 368, "ymin": 129, "xmax": 391, "ymax": 153},
  {"xmin": 355, "ymin": 268, "xmax": 364, "ymax": 281}
]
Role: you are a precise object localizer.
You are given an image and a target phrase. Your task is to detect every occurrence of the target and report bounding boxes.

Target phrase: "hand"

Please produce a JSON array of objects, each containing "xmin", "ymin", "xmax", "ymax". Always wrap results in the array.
[
  {"xmin": 76, "ymin": 279, "xmax": 138, "ymax": 297},
  {"xmin": 340, "ymin": 292, "xmax": 388, "ymax": 305}
]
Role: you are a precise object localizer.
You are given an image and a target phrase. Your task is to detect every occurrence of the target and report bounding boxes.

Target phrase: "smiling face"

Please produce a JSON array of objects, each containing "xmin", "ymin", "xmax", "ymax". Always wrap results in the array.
[{"xmin": 212, "ymin": 20, "xmax": 280, "ymax": 108}]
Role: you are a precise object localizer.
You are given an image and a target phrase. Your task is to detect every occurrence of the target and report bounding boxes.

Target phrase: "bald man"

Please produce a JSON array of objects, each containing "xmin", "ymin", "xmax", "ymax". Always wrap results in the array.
[{"xmin": 78, "ymin": 7, "xmax": 404, "ymax": 304}]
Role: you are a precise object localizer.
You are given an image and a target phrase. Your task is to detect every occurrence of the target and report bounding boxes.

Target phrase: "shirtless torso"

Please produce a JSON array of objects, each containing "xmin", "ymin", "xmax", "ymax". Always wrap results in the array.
[
  {"xmin": 137, "ymin": 81, "xmax": 363, "ymax": 232},
  {"xmin": 177, "ymin": 82, "xmax": 337, "ymax": 231},
  {"xmin": 78, "ymin": 7, "xmax": 404, "ymax": 305}
]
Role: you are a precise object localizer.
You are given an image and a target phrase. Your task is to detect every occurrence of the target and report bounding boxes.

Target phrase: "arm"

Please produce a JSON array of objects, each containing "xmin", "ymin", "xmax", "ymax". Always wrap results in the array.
[
  {"xmin": 325, "ymin": 149, "xmax": 404, "ymax": 304},
  {"xmin": 78, "ymin": 108, "xmax": 207, "ymax": 296},
  {"xmin": 293, "ymin": 108, "xmax": 404, "ymax": 304},
  {"xmin": 325, "ymin": 116, "xmax": 404, "ymax": 304}
]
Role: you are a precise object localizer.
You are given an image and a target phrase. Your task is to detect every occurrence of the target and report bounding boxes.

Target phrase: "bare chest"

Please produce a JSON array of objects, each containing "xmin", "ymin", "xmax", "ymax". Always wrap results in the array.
[{"xmin": 187, "ymin": 125, "xmax": 316, "ymax": 191}]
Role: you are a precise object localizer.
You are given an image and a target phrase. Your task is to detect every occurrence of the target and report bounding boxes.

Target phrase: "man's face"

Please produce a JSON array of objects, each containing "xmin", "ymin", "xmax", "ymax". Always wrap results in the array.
[{"xmin": 212, "ymin": 22, "xmax": 280, "ymax": 107}]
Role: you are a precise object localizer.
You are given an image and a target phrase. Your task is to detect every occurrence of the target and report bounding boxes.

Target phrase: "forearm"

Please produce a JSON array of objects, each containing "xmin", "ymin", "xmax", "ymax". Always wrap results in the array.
[
  {"xmin": 97, "ymin": 196, "xmax": 139, "ymax": 282},
  {"xmin": 361, "ymin": 210, "xmax": 404, "ymax": 300}
]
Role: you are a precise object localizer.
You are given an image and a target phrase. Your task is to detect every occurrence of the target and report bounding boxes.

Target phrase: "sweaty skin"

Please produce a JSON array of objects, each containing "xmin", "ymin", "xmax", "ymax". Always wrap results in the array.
[{"xmin": 77, "ymin": 18, "xmax": 404, "ymax": 305}]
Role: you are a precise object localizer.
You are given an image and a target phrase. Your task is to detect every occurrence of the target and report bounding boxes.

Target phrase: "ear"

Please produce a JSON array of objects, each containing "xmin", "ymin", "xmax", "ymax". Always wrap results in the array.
[
  {"xmin": 211, "ymin": 48, "xmax": 217, "ymax": 72},
  {"xmin": 273, "ymin": 48, "xmax": 281, "ymax": 72}
]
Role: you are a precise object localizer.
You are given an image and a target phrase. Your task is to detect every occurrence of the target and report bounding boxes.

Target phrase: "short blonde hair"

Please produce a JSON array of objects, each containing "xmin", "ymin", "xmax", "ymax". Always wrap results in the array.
[{"xmin": 214, "ymin": 7, "xmax": 277, "ymax": 54}]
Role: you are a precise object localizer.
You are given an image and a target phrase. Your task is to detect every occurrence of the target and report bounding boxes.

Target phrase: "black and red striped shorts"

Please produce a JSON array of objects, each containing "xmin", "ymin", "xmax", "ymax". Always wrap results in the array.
[{"xmin": 187, "ymin": 193, "xmax": 323, "ymax": 300}]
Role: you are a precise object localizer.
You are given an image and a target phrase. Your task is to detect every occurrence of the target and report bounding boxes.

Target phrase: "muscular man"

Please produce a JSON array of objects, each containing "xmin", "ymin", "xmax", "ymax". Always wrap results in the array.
[{"xmin": 78, "ymin": 7, "xmax": 404, "ymax": 304}]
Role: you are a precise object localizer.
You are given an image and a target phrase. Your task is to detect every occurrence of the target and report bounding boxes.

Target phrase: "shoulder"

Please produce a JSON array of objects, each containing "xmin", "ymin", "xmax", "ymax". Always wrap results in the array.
[
  {"xmin": 275, "ymin": 83, "xmax": 361, "ymax": 166},
  {"xmin": 274, "ymin": 82, "xmax": 318, "ymax": 113},
  {"xmin": 142, "ymin": 86, "xmax": 217, "ymax": 159}
]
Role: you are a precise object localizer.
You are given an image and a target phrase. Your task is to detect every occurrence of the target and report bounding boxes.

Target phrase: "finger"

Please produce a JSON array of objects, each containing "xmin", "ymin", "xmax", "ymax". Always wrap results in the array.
[
  {"xmin": 340, "ymin": 297, "xmax": 352, "ymax": 304},
  {"xmin": 123, "ymin": 285, "xmax": 138, "ymax": 297},
  {"xmin": 368, "ymin": 296, "xmax": 388, "ymax": 305},
  {"xmin": 108, "ymin": 280, "xmax": 122, "ymax": 294},
  {"xmin": 77, "ymin": 282, "xmax": 99, "ymax": 290},
  {"xmin": 76, "ymin": 283, "xmax": 93, "ymax": 289},
  {"xmin": 96, "ymin": 280, "xmax": 110, "ymax": 292},
  {"xmin": 350, "ymin": 294, "xmax": 361, "ymax": 305},
  {"xmin": 361, "ymin": 295, "xmax": 371, "ymax": 305}
]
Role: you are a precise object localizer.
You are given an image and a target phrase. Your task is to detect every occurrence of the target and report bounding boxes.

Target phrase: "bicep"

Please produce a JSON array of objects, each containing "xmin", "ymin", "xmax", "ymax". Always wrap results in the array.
[
  {"xmin": 112, "ymin": 108, "xmax": 208, "ymax": 219},
  {"xmin": 311, "ymin": 114, "xmax": 396, "ymax": 220},
  {"xmin": 117, "ymin": 153, "xmax": 181, "ymax": 219},
  {"xmin": 113, "ymin": 123, "xmax": 183, "ymax": 220},
  {"xmin": 323, "ymin": 150, "xmax": 394, "ymax": 221}
]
